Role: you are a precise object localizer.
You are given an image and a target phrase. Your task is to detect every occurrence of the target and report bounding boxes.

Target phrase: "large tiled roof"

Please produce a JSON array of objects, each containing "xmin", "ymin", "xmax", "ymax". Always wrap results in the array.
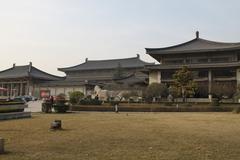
[
  {"xmin": 40, "ymin": 79, "xmax": 103, "ymax": 87},
  {"xmin": 114, "ymin": 74, "xmax": 147, "ymax": 85},
  {"xmin": 146, "ymin": 33, "xmax": 240, "ymax": 55},
  {"xmin": 0, "ymin": 64, "xmax": 63, "ymax": 80},
  {"xmin": 58, "ymin": 55, "xmax": 154, "ymax": 72}
]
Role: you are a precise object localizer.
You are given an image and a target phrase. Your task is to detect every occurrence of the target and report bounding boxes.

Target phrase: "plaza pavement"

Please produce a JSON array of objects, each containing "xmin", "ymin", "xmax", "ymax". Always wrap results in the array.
[{"xmin": 24, "ymin": 100, "xmax": 42, "ymax": 113}]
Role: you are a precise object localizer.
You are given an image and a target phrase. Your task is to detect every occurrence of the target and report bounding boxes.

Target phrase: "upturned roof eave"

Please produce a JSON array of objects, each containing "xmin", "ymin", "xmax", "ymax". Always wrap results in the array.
[{"xmin": 145, "ymin": 37, "xmax": 240, "ymax": 55}]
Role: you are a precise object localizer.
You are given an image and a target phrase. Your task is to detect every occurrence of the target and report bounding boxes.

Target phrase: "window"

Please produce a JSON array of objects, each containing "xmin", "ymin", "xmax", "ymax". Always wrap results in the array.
[
  {"xmin": 162, "ymin": 71, "xmax": 175, "ymax": 80},
  {"xmin": 211, "ymin": 57, "xmax": 230, "ymax": 63},
  {"xmin": 198, "ymin": 58, "xmax": 208, "ymax": 63},
  {"xmin": 212, "ymin": 69, "xmax": 236, "ymax": 78},
  {"xmin": 164, "ymin": 59, "xmax": 184, "ymax": 64}
]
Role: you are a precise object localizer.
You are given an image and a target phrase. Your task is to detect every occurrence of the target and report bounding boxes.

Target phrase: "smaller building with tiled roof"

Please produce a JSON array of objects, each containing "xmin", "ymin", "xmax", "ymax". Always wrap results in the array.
[
  {"xmin": 40, "ymin": 55, "xmax": 154, "ymax": 97},
  {"xmin": 0, "ymin": 62, "xmax": 63, "ymax": 97},
  {"xmin": 58, "ymin": 55, "xmax": 154, "ymax": 83},
  {"xmin": 58, "ymin": 54, "xmax": 153, "ymax": 72}
]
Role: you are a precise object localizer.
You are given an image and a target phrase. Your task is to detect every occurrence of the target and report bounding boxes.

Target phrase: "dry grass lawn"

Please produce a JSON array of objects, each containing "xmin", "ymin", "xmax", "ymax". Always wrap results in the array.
[{"xmin": 0, "ymin": 112, "xmax": 240, "ymax": 160}]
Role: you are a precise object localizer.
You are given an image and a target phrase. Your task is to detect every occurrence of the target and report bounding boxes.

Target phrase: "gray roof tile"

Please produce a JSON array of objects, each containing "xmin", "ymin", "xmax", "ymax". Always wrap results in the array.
[
  {"xmin": 58, "ymin": 56, "xmax": 154, "ymax": 72},
  {"xmin": 146, "ymin": 38, "xmax": 240, "ymax": 55},
  {"xmin": 0, "ymin": 65, "xmax": 63, "ymax": 80}
]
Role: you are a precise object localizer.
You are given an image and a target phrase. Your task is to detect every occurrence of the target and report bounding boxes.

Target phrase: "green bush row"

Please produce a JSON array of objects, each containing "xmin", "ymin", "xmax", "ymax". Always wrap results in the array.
[{"xmin": 79, "ymin": 99, "xmax": 102, "ymax": 105}]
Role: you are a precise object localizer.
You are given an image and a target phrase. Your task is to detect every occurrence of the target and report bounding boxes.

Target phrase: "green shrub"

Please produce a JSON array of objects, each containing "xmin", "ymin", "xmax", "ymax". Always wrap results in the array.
[
  {"xmin": 0, "ymin": 108, "xmax": 24, "ymax": 113},
  {"xmin": 144, "ymin": 83, "xmax": 168, "ymax": 103},
  {"xmin": 53, "ymin": 103, "xmax": 69, "ymax": 113},
  {"xmin": 53, "ymin": 93, "xmax": 69, "ymax": 113},
  {"xmin": 110, "ymin": 101, "xmax": 120, "ymax": 106},
  {"xmin": 0, "ymin": 101, "xmax": 25, "ymax": 105},
  {"xmin": 79, "ymin": 99, "xmax": 102, "ymax": 105},
  {"xmin": 69, "ymin": 91, "xmax": 84, "ymax": 104},
  {"xmin": 210, "ymin": 99, "xmax": 220, "ymax": 106}
]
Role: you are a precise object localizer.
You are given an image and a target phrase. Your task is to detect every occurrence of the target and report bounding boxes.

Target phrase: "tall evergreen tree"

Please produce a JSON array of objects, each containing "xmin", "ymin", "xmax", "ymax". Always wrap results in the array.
[
  {"xmin": 172, "ymin": 66, "xmax": 197, "ymax": 102},
  {"xmin": 113, "ymin": 63, "xmax": 125, "ymax": 80}
]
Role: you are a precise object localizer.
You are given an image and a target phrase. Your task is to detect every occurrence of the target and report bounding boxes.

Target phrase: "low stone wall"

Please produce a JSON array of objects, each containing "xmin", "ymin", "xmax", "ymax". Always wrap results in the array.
[
  {"xmin": 0, "ymin": 112, "xmax": 31, "ymax": 120},
  {"xmin": 0, "ymin": 104, "xmax": 28, "ymax": 113}
]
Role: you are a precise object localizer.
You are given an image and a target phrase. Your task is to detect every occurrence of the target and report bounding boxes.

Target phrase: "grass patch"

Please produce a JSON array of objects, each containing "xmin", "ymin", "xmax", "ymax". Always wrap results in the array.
[{"xmin": 0, "ymin": 112, "xmax": 240, "ymax": 160}]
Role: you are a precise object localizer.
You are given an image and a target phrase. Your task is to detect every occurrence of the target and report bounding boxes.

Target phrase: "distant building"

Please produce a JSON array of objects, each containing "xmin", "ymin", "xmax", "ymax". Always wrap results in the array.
[
  {"xmin": 146, "ymin": 31, "xmax": 240, "ymax": 97},
  {"xmin": 0, "ymin": 62, "xmax": 62, "ymax": 97},
  {"xmin": 39, "ymin": 55, "xmax": 153, "ymax": 97},
  {"xmin": 0, "ymin": 55, "xmax": 153, "ymax": 98}
]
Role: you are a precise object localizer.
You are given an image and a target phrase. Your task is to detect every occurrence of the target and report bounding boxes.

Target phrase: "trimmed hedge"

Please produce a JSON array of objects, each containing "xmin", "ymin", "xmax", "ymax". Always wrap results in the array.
[
  {"xmin": 0, "ymin": 103, "xmax": 27, "ymax": 113},
  {"xmin": 0, "ymin": 102, "xmax": 25, "ymax": 105},
  {"xmin": 53, "ymin": 104, "xmax": 69, "ymax": 113},
  {"xmin": 0, "ymin": 108, "xmax": 24, "ymax": 113},
  {"xmin": 71, "ymin": 104, "xmax": 234, "ymax": 112},
  {"xmin": 79, "ymin": 99, "xmax": 102, "ymax": 105}
]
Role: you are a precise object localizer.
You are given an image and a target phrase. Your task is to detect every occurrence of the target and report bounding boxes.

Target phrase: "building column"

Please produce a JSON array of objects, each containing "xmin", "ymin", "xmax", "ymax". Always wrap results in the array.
[
  {"xmin": 20, "ymin": 83, "xmax": 23, "ymax": 96},
  {"xmin": 236, "ymin": 68, "xmax": 240, "ymax": 91},
  {"xmin": 208, "ymin": 70, "xmax": 212, "ymax": 94},
  {"xmin": 10, "ymin": 83, "xmax": 13, "ymax": 97},
  {"xmin": 83, "ymin": 86, "xmax": 87, "ymax": 95},
  {"xmin": 6, "ymin": 84, "xmax": 10, "ymax": 97},
  {"xmin": 1, "ymin": 84, "xmax": 3, "ymax": 97},
  {"xmin": 27, "ymin": 81, "xmax": 30, "ymax": 95},
  {"xmin": 149, "ymin": 71, "xmax": 161, "ymax": 84},
  {"xmin": 63, "ymin": 88, "xmax": 66, "ymax": 95}
]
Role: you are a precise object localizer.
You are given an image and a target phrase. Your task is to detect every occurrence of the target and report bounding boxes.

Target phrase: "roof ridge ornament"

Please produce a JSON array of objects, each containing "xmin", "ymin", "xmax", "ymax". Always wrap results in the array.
[
  {"xmin": 196, "ymin": 31, "xmax": 200, "ymax": 39},
  {"xmin": 28, "ymin": 62, "xmax": 32, "ymax": 73}
]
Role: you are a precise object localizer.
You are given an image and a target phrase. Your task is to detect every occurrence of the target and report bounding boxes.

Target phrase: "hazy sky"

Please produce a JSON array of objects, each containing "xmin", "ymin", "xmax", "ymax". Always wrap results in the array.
[{"xmin": 0, "ymin": 0, "xmax": 240, "ymax": 76}]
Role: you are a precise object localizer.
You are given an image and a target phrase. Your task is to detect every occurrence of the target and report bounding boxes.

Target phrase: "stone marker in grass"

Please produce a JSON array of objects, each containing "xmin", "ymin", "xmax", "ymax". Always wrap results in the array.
[{"xmin": 50, "ymin": 120, "xmax": 62, "ymax": 130}]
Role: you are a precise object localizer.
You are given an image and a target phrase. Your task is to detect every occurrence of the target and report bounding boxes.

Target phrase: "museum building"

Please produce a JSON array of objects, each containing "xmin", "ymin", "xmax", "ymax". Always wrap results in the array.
[
  {"xmin": 146, "ymin": 32, "xmax": 240, "ymax": 97},
  {"xmin": 40, "ymin": 55, "xmax": 153, "ymax": 96}
]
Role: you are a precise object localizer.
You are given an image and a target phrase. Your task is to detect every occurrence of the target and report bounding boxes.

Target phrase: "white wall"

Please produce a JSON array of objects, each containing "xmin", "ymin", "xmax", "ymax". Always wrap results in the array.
[{"xmin": 39, "ymin": 86, "xmax": 86, "ymax": 97}]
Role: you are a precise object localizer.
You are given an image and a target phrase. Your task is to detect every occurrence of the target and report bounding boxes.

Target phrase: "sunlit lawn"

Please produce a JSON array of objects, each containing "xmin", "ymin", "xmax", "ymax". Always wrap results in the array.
[{"xmin": 0, "ymin": 112, "xmax": 240, "ymax": 160}]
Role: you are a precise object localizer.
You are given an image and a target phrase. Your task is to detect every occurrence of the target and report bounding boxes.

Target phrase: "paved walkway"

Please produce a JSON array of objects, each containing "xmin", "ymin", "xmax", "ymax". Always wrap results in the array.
[{"xmin": 24, "ymin": 100, "xmax": 42, "ymax": 113}]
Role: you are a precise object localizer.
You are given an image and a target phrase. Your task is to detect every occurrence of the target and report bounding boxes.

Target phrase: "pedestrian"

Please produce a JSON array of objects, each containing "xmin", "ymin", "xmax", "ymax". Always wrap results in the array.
[
  {"xmin": 114, "ymin": 103, "xmax": 118, "ymax": 113},
  {"xmin": 95, "ymin": 95, "xmax": 99, "ymax": 100}
]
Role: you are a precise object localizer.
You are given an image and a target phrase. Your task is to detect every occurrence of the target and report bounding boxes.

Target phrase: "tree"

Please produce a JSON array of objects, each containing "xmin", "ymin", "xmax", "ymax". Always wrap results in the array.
[
  {"xmin": 144, "ymin": 83, "xmax": 168, "ymax": 103},
  {"xmin": 113, "ymin": 63, "xmax": 125, "ymax": 80},
  {"xmin": 69, "ymin": 91, "xmax": 84, "ymax": 104},
  {"xmin": 172, "ymin": 66, "xmax": 197, "ymax": 102},
  {"xmin": 212, "ymin": 82, "xmax": 235, "ymax": 100}
]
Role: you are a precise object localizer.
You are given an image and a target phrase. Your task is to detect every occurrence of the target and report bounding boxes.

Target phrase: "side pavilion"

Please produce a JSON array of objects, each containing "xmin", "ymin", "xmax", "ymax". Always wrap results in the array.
[{"xmin": 0, "ymin": 62, "xmax": 63, "ymax": 97}]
